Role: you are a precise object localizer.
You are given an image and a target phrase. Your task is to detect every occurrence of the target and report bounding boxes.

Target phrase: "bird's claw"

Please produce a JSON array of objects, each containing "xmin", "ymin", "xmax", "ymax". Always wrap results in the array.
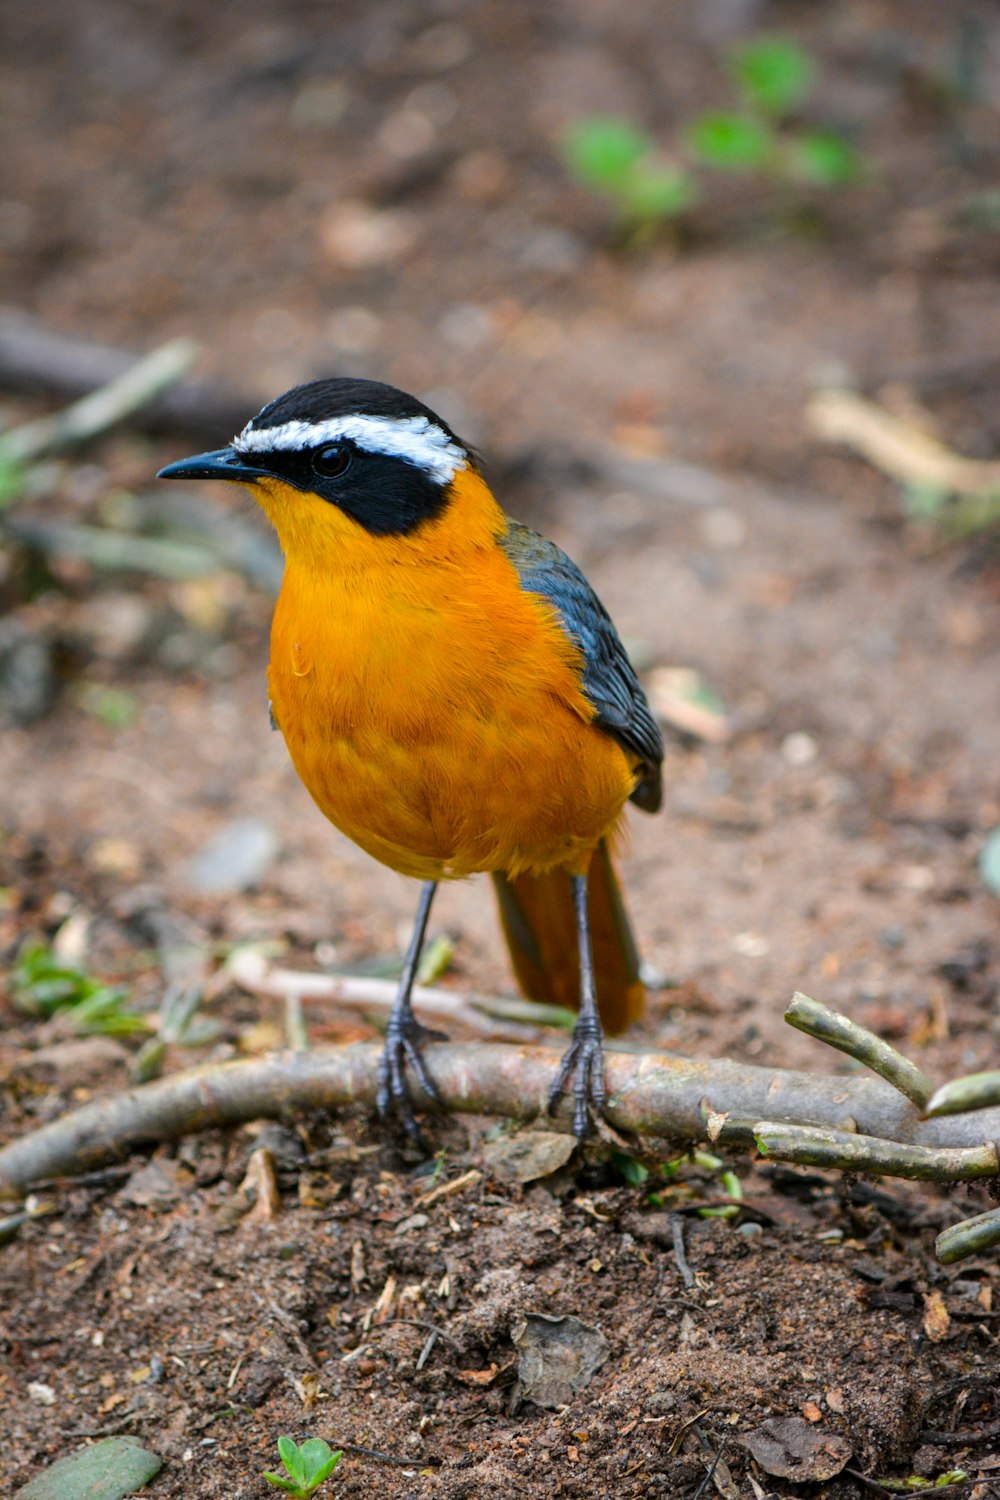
[
  {"xmin": 376, "ymin": 1014, "xmax": 446, "ymax": 1143},
  {"xmin": 548, "ymin": 1017, "xmax": 606, "ymax": 1141}
]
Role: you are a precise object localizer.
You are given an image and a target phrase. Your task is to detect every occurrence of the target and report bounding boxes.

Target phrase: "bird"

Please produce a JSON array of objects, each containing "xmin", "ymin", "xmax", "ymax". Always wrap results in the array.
[{"xmin": 159, "ymin": 377, "xmax": 663, "ymax": 1141}]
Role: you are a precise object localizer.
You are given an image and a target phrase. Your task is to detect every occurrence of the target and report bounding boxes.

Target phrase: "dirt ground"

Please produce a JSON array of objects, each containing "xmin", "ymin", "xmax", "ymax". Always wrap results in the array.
[{"xmin": 2, "ymin": 1, "xmax": 1000, "ymax": 1495}]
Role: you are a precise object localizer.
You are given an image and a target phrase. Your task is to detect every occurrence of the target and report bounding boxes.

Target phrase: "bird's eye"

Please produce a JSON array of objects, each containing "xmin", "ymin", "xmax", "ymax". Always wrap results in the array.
[{"xmin": 313, "ymin": 443, "xmax": 352, "ymax": 478}]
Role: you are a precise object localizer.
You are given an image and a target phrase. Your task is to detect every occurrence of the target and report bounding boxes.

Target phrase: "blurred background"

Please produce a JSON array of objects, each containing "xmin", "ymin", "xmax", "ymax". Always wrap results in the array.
[{"xmin": 1, "ymin": 0, "xmax": 999, "ymax": 1079}]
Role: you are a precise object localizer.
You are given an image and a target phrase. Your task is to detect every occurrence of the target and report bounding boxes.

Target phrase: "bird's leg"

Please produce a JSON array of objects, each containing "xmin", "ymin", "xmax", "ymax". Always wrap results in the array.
[
  {"xmin": 376, "ymin": 879, "xmax": 445, "ymax": 1139},
  {"xmin": 548, "ymin": 872, "xmax": 607, "ymax": 1140}
]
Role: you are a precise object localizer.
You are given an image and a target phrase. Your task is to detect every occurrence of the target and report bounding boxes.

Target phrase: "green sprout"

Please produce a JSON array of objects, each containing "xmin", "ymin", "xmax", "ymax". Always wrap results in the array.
[
  {"xmin": 564, "ymin": 36, "xmax": 865, "ymax": 246},
  {"xmin": 263, "ymin": 1437, "xmax": 342, "ymax": 1498},
  {"xmin": 686, "ymin": 37, "xmax": 864, "ymax": 187},
  {"xmin": 12, "ymin": 940, "xmax": 149, "ymax": 1037},
  {"xmin": 562, "ymin": 118, "xmax": 697, "ymax": 241}
]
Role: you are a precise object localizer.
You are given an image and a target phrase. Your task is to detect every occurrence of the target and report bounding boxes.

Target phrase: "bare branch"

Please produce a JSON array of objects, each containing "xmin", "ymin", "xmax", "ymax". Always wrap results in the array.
[
  {"xmin": 754, "ymin": 1122, "xmax": 997, "ymax": 1182},
  {"xmin": 0, "ymin": 310, "xmax": 254, "ymax": 440},
  {"xmin": 784, "ymin": 992, "xmax": 933, "ymax": 1109},
  {"xmin": 0, "ymin": 339, "xmax": 197, "ymax": 465},
  {"xmin": 926, "ymin": 1070, "xmax": 1000, "ymax": 1119},
  {"xmin": 937, "ymin": 1207, "xmax": 1000, "ymax": 1265},
  {"xmin": 3, "ymin": 1042, "xmax": 1000, "ymax": 1199}
]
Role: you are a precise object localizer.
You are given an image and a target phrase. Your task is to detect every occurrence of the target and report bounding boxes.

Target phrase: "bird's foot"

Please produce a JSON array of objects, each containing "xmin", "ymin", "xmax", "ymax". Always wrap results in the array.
[
  {"xmin": 376, "ymin": 1013, "xmax": 447, "ymax": 1144},
  {"xmin": 548, "ymin": 1015, "xmax": 606, "ymax": 1141}
]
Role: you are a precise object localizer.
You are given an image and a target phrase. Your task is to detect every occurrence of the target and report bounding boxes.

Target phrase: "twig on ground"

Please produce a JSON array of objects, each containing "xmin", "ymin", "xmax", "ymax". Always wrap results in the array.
[
  {"xmin": 753, "ymin": 1122, "xmax": 997, "ymax": 1182},
  {"xmin": 927, "ymin": 1070, "xmax": 1000, "ymax": 1118},
  {"xmin": 785, "ymin": 992, "xmax": 933, "ymax": 1108},
  {"xmin": 668, "ymin": 1211, "xmax": 696, "ymax": 1289},
  {"xmin": 0, "ymin": 310, "xmax": 254, "ymax": 440},
  {"xmin": 0, "ymin": 338, "xmax": 197, "ymax": 466},
  {"xmin": 3, "ymin": 1042, "xmax": 1000, "ymax": 1198},
  {"xmin": 808, "ymin": 387, "xmax": 1000, "ymax": 496},
  {"xmin": 936, "ymin": 1207, "xmax": 1000, "ymax": 1265},
  {"xmin": 228, "ymin": 946, "xmax": 569, "ymax": 1039}
]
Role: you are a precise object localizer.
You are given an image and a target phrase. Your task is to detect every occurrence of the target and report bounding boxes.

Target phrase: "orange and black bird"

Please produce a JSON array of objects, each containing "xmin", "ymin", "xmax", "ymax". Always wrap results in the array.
[{"xmin": 159, "ymin": 379, "xmax": 663, "ymax": 1139}]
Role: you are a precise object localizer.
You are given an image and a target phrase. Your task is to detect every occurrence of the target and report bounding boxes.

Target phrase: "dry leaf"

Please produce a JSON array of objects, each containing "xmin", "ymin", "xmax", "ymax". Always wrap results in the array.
[
  {"xmin": 739, "ymin": 1416, "xmax": 850, "ymax": 1481},
  {"xmin": 511, "ymin": 1313, "xmax": 609, "ymax": 1409},
  {"xmin": 922, "ymin": 1289, "xmax": 951, "ymax": 1342}
]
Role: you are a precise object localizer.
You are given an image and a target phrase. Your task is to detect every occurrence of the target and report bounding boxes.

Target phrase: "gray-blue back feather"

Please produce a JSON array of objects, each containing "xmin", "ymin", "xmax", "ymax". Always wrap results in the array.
[{"xmin": 500, "ymin": 521, "xmax": 663, "ymax": 812}]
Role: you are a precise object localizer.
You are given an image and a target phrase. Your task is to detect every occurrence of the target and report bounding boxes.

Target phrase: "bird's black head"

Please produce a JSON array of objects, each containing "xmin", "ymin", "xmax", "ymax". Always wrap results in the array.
[{"xmin": 158, "ymin": 377, "xmax": 472, "ymax": 537}]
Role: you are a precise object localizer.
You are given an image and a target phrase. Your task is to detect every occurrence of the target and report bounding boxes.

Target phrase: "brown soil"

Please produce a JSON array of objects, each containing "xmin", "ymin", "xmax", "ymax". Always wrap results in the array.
[{"xmin": 2, "ymin": 2, "xmax": 1000, "ymax": 1496}]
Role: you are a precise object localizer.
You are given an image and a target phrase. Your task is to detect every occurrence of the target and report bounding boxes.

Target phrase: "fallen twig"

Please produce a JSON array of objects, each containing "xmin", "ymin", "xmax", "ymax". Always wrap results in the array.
[
  {"xmin": 669, "ymin": 1211, "xmax": 696, "ymax": 1289},
  {"xmin": 936, "ymin": 1207, "xmax": 1000, "ymax": 1266},
  {"xmin": 808, "ymin": 387, "xmax": 1000, "ymax": 497},
  {"xmin": 0, "ymin": 338, "xmax": 197, "ymax": 466},
  {"xmin": 3, "ymin": 1042, "xmax": 1000, "ymax": 1198},
  {"xmin": 0, "ymin": 310, "xmax": 255, "ymax": 440},
  {"xmin": 228, "ymin": 947, "xmax": 572, "ymax": 1039},
  {"xmin": 927, "ymin": 1070, "xmax": 1000, "ymax": 1119},
  {"xmin": 753, "ymin": 1122, "xmax": 997, "ymax": 1182},
  {"xmin": 785, "ymin": 992, "xmax": 932, "ymax": 1109}
]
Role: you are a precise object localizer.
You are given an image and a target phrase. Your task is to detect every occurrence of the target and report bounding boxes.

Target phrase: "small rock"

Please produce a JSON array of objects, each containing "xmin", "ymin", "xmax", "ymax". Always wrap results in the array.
[
  {"xmin": 16, "ymin": 1436, "xmax": 162, "ymax": 1499},
  {"xmin": 24, "ymin": 1036, "xmax": 130, "ymax": 1087},
  {"xmin": 27, "ymin": 1382, "xmax": 56, "ymax": 1405},
  {"xmin": 781, "ymin": 731, "xmax": 818, "ymax": 767},
  {"xmin": 320, "ymin": 201, "xmax": 417, "ymax": 270},
  {"xmin": 393, "ymin": 1212, "xmax": 431, "ymax": 1236},
  {"xmin": 645, "ymin": 1389, "xmax": 678, "ymax": 1412},
  {"xmin": 0, "ymin": 616, "xmax": 55, "ymax": 726},
  {"xmin": 118, "ymin": 1159, "xmax": 187, "ymax": 1207},
  {"xmin": 187, "ymin": 817, "xmax": 279, "ymax": 895}
]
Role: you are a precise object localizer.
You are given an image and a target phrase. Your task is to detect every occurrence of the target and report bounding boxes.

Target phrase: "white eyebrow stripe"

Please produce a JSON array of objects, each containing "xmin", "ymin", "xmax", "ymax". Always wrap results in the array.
[{"xmin": 234, "ymin": 413, "xmax": 467, "ymax": 484}]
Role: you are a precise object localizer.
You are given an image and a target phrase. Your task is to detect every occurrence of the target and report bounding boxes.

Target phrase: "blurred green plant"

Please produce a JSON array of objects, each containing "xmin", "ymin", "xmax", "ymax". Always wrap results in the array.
[
  {"xmin": 12, "ymin": 940, "xmax": 149, "ymax": 1037},
  {"xmin": 688, "ymin": 37, "xmax": 863, "ymax": 185},
  {"xmin": 263, "ymin": 1437, "xmax": 342, "ymax": 1498},
  {"xmin": 563, "ymin": 35, "xmax": 865, "ymax": 244},
  {"xmin": 132, "ymin": 983, "xmax": 223, "ymax": 1083},
  {"xmin": 646, "ymin": 1148, "xmax": 744, "ymax": 1219},
  {"xmin": 562, "ymin": 118, "xmax": 696, "ymax": 243}
]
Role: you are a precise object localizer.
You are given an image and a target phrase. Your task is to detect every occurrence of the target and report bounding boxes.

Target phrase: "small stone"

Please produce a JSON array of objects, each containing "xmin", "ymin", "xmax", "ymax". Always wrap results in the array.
[
  {"xmin": 393, "ymin": 1212, "xmax": 431, "ymax": 1236},
  {"xmin": 187, "ymin": 817, "xmax": 279, "ymax": 896},
  {"xmin": 16, "ymin": 1437, "xmax": 162, "ymax": 1499},
  {"xmin": 781, "ymin": 732, "xmax": 818, "ymax": 767},
  {"xmin": 320, "ymin": 202, "xmax": 417, "ymax": 270}
]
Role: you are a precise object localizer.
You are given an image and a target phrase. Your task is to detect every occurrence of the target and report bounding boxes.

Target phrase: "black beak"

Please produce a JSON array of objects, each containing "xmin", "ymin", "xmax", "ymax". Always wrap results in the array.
[{"xmin": 157, "ymin": 446, "xmax": 270, "ymax": 483}]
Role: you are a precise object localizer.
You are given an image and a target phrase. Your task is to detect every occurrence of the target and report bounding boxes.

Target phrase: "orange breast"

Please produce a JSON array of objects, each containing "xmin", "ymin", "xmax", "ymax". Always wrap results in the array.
[{"xmin": 268, "ymin": 543, "xmax": 639, "ymax": 881}]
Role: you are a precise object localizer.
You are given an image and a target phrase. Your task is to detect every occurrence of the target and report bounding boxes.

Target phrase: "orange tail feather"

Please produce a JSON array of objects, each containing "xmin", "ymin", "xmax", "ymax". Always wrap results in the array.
[{"xmin": 491, "ymin": 839, "xmax": 644, "ymax": 1036}]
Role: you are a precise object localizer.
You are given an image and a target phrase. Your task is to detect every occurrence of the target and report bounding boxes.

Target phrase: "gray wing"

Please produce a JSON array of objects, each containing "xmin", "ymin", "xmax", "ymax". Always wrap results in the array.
[{"xmin": 500, "ymin": 521, "xmax": 663, "ymax": 812}]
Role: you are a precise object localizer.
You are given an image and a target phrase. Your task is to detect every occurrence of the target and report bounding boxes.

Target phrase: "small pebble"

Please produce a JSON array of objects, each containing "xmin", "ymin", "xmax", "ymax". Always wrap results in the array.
[
  {"xmin": 187, "ymin": 817, "xmax": 279, "ymax": 895},
  {"xmin": 781, "ymin": 732, "xmax": 818, "ymax": 767}
]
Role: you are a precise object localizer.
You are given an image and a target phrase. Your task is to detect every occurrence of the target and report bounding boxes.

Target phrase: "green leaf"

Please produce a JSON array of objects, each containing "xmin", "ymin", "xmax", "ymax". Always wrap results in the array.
[
  {"xmin": 626, "ymin": 162, "xmax": 697, "ymax": 220},
  {"xmin": 981, "ymin": 827, "xmax": 1000, "ymax": 898},
  {"xmin": 686, "ymin": 112, "xmax": 773, "ymax": 172},
  {"xmin": 902, "ymin": 481, "xmax": 950, "ymax": 519},
  {"xmin": 262, "ymin": 1474, "xmax": 300, "ymax": 1497},
  {"xmin": 563, "ymin": 118, "xmax": 651, "ymax": 189},
  {"xmin": 75, "ymin": 683, "xmax": 140, "ymax": 729},
  {"xmin": 299, "ymin": 1439, "xmax": 342, "ymax": 1486},
  {"xmin": 613, "ymin": 1152, "xmax": 650, "ymax": 1186},
  {"xmin": 277, "ymin": 1437, "xmax": 306, "ymax": 1484},
  {"xmin": 730, "ymin": 37, "xmax": 815, "ymax": 117},
  {"xmin": 790, "ymin": 129, "xmax": 864, "ymax": 185}
]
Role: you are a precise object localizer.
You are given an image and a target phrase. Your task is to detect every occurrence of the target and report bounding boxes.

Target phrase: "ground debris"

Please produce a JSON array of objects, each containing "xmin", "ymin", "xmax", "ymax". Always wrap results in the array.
[
  {"xmin": 738, "ymin": 1415, "xmax": 851, "ymax": 1482},
  {"xmin": 511, "ymin": 1312, "xmax": 610, "ymax": 1410}
]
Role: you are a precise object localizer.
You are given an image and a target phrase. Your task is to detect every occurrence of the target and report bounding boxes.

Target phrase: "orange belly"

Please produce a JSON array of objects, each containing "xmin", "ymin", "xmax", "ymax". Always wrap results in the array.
[{"xmin": 267, "ymin": 550, "xmax": 639, "ymax": 881}]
